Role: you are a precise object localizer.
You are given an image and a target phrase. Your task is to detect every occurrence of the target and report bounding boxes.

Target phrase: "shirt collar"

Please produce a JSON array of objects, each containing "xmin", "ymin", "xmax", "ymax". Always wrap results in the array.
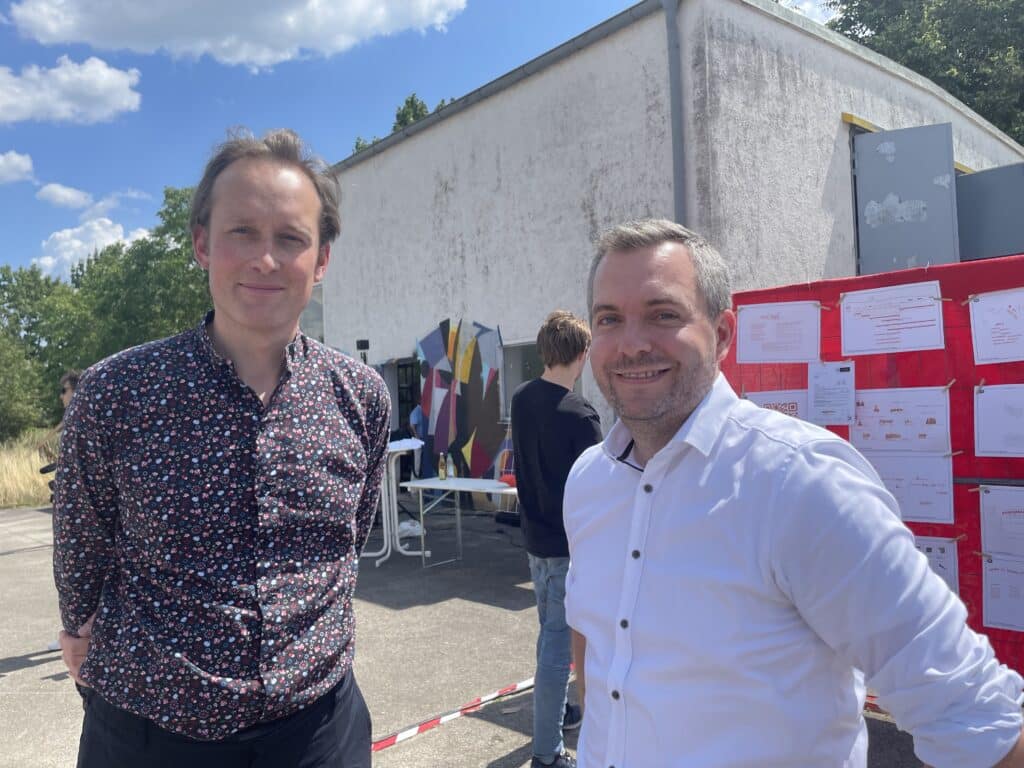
[
  {"xmin": 601, "ymin": 373, "xmax": 741, "ymax": 462},
  {"xmin": 195, "ymin": 310, "xmax": 311, "ymax": 374}
]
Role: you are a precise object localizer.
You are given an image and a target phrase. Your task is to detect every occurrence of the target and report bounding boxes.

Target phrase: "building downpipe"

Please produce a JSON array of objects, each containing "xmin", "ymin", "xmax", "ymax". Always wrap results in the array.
[{"xmin": 662, "ymin": 0, "xmax": 687, "ymax": 225}]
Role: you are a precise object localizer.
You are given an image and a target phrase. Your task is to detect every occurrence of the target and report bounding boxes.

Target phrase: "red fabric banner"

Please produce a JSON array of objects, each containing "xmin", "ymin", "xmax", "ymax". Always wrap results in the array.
[{"xmin": 721, "ymin": 254, "xmax": 1024, "ymax": 673}]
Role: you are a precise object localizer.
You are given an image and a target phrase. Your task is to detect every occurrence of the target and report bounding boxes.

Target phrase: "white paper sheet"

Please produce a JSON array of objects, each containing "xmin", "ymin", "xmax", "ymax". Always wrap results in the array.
[
  {"xmin": 808, "ymin": 361, "xmax": 855, "ymax": 425},
  {"xmin": 980, "ymin": 485, "xmax": 1024, "ymax": 560},
  {"xmin": 974, "ymin": 384, "xmax": 1024, "ymax": 457},
  {"xmin": 983, "ymin": 555, "xmax": 1024, "ymax": 632},
  {"xmin": 915, "ymin": 535, "xmax": 960, "ymax": 595},
  {"xmin": 970, "ymin": 287, "xmax": 1024, "ymax": 365},
  {"xmin": 851, "ymin": 386, "xmax": 950, "ymax": 454},
  {"xmin": 736, "ymin": 301, "xmax": 821, "ymax": 363},
  {"xmin": 388, "ymin": 438, "xmax": 424, "ymax": 453},
  {"xmin": 863, "ymin": 452, "xmax": 954, "ymax": 524},
  {"xmin": 840, "ymin": 281, "xmax": 945, "ymax": 356},
  {"xmin": 745, "ymin": 389, "xmax": 808, "ymax": 421}
]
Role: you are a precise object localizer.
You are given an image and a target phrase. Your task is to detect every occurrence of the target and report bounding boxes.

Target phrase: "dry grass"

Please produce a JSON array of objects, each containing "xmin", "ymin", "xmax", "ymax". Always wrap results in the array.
[{"xmin": 0, "ymin": 428, "xmax": 57, "ymax": 509}]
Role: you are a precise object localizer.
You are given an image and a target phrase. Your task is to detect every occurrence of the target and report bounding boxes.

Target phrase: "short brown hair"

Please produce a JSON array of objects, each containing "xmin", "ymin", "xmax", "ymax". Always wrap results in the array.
[
  {"xmin": 189, "ymin": 128, "xmax": 341, "ymax": 248},
  {"xmin": 536, "ymin": 311, "xmax": 591, "ymax": 368},
  {"xmin": 589, "ymin": 218, "xmax": 732, "ymax": 319},
  {"xmin": 59, "ymin": 370, "xmax": 81, "ymax": 392}
]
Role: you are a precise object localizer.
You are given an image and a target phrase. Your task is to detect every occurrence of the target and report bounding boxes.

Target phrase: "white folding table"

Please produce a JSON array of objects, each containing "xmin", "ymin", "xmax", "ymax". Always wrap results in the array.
[
  {"xmin": 363, "ymin": 438, "xmax": 426, "ymax": 567},
  {"xmin": 399, "ymin": 477, "xmax": 517, "ymax": 567}
]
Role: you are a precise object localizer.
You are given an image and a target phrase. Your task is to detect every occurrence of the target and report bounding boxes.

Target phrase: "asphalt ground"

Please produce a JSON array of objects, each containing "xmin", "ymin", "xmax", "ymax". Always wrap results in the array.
[{"xmin": 0, "ymin": 501, "xmax": 921, "ymax": 767}]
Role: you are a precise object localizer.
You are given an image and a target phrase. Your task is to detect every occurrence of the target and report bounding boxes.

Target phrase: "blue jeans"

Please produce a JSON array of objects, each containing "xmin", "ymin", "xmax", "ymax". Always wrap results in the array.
[{"xmin": 528, "ymin": 554, "xmax": 571, "ymax": 762}]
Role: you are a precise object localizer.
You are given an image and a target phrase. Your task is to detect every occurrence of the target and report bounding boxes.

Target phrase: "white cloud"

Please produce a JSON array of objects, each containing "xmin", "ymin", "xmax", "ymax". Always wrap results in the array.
[
  {"xmin": 0, "ymin": 55, "xmax": 140, "ymax": 125},
  {"xmin": 10, "ymin": 0, "xmax": 467, "ymax": 69},
  {"xmin": 34, "ymin": 217, "xmax": 148, "ymax": 278},
  {"xmin": 0, "ymin": 149, "xmax": 34, "ymax": 183},
  {"xmin": 79, "ymin": 187, "xmax": 150, "ymax": 221},
  {"xmin": 37, "ymin": 182, "xmax": 93, "ymax": 208}
]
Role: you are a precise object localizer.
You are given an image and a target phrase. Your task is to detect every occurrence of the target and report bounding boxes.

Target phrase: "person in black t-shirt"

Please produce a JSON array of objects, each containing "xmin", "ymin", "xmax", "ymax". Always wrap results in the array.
[{"xmin": 511, "ymin": 311, "xmax": 603, "ymax": 768}]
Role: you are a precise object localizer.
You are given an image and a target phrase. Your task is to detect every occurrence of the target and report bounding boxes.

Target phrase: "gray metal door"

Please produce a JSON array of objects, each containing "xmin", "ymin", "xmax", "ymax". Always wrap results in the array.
[
  {"xmin": 957, "ymin": 163, "xmax": 1024, "ymax": 261},
  {"xmin": 853, "ymin": 123, "xmax": 960, "ymax": 274}
]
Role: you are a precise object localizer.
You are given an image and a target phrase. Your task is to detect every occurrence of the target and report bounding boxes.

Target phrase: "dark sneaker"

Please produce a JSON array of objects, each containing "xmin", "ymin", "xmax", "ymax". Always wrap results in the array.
[
  {"xmin": 530, "ymin": 752, "xmax": 577, "ymax": 768},
  {"xmin": 562, "ymin": 703, "xmax": 582, "ymax": 731}
]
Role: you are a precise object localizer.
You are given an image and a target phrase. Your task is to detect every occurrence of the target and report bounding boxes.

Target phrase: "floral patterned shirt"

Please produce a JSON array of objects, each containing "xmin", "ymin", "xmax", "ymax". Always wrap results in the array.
[{"xmin": 53, "ymin": 315, "xmax": 391, "ymax": 740}]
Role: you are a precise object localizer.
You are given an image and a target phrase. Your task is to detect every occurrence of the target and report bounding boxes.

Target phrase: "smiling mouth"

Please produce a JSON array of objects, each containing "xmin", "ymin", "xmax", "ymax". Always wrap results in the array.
[
  {"xmin": 615, "ymin": 369, "xmax": 669, "ymax": 380},
  {"xmin": 239, "ymin": 284, "xmax": 284, "ymax": 292}
]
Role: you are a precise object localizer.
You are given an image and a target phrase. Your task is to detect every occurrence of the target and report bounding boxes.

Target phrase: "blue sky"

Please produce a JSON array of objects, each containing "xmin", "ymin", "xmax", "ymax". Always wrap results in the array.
[{"xmin": 0, "ymin": 0, "xmax": 831, "ymax": 278}]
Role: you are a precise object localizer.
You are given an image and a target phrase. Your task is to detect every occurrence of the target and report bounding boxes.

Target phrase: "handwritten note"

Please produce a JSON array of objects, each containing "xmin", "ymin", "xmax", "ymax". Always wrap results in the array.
[
  {"xmin": 980, "ymin": 485, "xmax": 1024, "ymax": 560},
  {"xmin": 983, "ymin": 556, "xmax": 1024, "ymax": 633},
  {"xmin": 915, "ymin": 536, "xmax": 960, "ymax": 595},
  {"xmin": 863, "ymin": 452, "xmax": 954, "ymax": 524},
  {"xmin": 841, "ymin": 281, "xmax": 945, "ymax": 356},
  {"xmin": 974, "ymin": 384, "xmax": 1024, "ymax": 457},
  {"xmin": 852, "ymin": 386, "xmax": 950, "ymax": 454},
  {"xmin": 737, "ymin": 301, "xmax": 821, "ymax": 363},
  {"xmin": 746, "ymin": 389, "xmax": 808, "ymax": 421},
  {"xmin": 970, "ymin": 287, "xmax": 1024, "ymax": 365}
]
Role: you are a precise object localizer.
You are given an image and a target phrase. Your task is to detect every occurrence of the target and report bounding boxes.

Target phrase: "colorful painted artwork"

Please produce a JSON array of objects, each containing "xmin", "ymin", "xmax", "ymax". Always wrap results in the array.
[{"xmin": 416, "ymin": 319, "xmax": 506, "ymax": 479}]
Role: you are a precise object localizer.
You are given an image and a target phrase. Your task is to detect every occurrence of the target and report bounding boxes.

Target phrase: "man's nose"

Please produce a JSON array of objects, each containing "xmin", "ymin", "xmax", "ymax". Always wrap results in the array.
[
  {"xmin": 250, "ymin": 241, "xmax": 280, "ymax": 272},
  {"xmin": 618, "ymin": 319, "xmax": 653, "ymax": 356}
]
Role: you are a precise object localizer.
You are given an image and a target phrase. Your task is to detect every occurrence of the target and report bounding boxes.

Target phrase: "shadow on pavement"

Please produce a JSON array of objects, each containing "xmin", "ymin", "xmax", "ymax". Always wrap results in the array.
[
  {"xmin": 357, "ymin": 512, "xmax": 535, "ymax": 613},
  {"xmin": 0, "ymin": 648, "xmax": 62, "ymax": 679}
]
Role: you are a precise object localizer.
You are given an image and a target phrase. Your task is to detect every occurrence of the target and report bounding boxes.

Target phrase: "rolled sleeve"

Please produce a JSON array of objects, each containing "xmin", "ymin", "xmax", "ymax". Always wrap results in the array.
[
  {"xmin": 52, "ymin": 373, "xmax": 119, "ymax": 634},
  {"xmin": 773, "ymin": 439, "xmax": 1024, "ymax": 768}
]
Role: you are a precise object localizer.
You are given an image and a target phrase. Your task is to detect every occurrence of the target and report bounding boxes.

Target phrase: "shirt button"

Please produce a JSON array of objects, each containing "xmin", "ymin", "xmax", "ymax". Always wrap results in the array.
[
  {"xmin": 611, "ymin": 690, "xmax": 620, "ymax": 700},
  {"xmin": 643, "ymin": 483, "xmax": 653, "ymax": 493},
  {"xmin": 620, "ymin": 619, "xmax": 629, "ymax": 629},
  {"xmin": 631, "ymin": 550, "xmax": 641, "ymax": 559}
]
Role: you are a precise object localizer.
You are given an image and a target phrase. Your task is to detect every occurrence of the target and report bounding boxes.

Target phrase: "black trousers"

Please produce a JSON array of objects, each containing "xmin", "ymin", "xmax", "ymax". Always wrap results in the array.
[{"xmin": 76, "ymin": 674, "xmax": 372, "ymax": 768}]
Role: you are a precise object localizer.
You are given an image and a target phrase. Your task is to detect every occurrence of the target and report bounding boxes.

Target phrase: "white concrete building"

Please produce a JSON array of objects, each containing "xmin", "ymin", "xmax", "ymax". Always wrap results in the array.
[{"xmin": 316, "ymin": 0, "xmax": 1024, "ymax": 440}]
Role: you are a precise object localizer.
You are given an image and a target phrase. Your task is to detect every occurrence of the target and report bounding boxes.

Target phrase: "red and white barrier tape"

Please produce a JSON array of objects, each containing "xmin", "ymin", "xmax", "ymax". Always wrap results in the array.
[
  {"xmin": 372, "ymin": 676, "xmax": 535, "ymax": 752},
  {"xmin": 371, "ymin": 677, "xmax": 888, "ymax": 753}
]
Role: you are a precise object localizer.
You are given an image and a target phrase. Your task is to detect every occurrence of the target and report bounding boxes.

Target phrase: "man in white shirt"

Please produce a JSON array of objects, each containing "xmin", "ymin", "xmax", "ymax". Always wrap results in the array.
[{"xmin": 564, "ymin": 218, "xmax": 1024, "ymax": 768}]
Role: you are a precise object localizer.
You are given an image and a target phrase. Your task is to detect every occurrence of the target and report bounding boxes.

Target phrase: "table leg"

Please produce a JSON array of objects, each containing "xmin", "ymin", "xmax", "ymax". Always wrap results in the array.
[
  {"xmin": 365, "ymin": 458, "xmax": 393, "ymax": 563},
  {"xmin": 455, "ymin": 491, "xmax": 463, "ymax": 562},
  {"xmin": 394, "ymin": 486, "xmax": 430, "ymax": 558}
]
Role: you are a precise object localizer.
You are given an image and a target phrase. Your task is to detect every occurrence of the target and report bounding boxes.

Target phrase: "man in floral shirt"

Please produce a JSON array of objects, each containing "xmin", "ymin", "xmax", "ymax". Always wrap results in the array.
[{"xmin": 54, "ymin": 128, "xmax": 390, "ymax": 768}]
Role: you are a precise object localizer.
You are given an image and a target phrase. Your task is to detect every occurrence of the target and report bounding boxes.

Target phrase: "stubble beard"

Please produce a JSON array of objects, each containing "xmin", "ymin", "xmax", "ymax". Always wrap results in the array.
[{"xmin": 601, "ymin": 353, "xmax": 719, "ymax": 446}]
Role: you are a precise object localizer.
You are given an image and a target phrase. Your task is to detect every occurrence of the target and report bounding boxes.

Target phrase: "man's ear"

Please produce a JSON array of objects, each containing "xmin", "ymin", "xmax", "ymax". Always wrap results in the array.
[
  {"xmin": 192, "ymin": 226, "xmax": 210, "ymax": 270},
  {"xmin": 715, "ymin": 309, "xmax": 736, "ymax": 363},
  {"xmin": 314, "ymin": 242, "xmax": 331, "ymax": 283}
]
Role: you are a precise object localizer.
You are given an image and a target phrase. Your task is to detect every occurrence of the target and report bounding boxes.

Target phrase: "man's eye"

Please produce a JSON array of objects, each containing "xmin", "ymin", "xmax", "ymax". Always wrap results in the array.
[{"xmin": 595, "ymin": 315, "xmax": 619, "ymax": 326}]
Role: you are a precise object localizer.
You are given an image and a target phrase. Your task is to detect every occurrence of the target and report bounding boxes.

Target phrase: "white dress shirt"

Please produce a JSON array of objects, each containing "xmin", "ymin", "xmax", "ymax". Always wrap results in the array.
[{"xmin": 564, "ymin": 374, "xmax": 1023, "ymax": 768}]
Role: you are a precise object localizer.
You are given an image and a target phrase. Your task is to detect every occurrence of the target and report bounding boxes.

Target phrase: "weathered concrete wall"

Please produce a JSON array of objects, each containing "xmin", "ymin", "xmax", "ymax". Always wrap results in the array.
[
  {"xmin": 323, "ymin": 0, "xmax": 1024, "ymax": 422},
  {"xmin": 323, "ymin": 9, "xmax": 671, "ymax": 366},
  {"xmin": 681, "ymin": 0, "xmax": 1024, "ymax": 291}
]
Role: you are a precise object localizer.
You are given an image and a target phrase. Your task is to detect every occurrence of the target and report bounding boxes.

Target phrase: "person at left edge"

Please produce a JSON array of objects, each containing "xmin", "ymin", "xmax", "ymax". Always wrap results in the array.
[{"xmin": 53, "ymin": 128, "xmax": 391, "ymax": 768}]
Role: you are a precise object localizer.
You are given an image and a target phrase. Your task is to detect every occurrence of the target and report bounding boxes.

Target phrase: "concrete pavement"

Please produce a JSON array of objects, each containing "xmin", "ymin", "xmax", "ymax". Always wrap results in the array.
[{"xmin": 0, "ymin": 502, "xmax": 920, "ymax": 767}]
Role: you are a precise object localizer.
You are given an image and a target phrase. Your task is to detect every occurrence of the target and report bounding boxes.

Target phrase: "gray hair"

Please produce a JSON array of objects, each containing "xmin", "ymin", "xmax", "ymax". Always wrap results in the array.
[
  {"xmin": 588, "ymin": 218, "xmax": 732, "ymax": 319},
  {"xmin": 190, "ymin": 127, "xmax": 341, "ymax": 248}
]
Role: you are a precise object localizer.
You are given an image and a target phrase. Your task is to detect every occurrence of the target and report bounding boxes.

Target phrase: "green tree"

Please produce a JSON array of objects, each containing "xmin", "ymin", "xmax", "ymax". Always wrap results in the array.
[
  {"xmin": 393, "ymin": 93, "xmax": 429, "ymax": 131},
  {"xmin": 0, "ymin": 264, "xmax": 62, "ymax": 354},
  {"xmin": 0, "ymin": 333, "xmax": 45, "ymax": 441},
  {"xmin": 57, "ymin": 187, "xmax": 208, "ymax": 366},
  {"xmin": 353, "ymin": 92, "xmax": 457, "ymax": 153},
  {"xmin": 0, "ymin": 186, "xmax": 210, "ymax": 437},
  {"xmin": 825, "ymin": 0, "xmax": 1024, "ymax": 144},
  {"xmin": 353, "ymin": 135, "xmax": 380, "ymax": 153}
]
